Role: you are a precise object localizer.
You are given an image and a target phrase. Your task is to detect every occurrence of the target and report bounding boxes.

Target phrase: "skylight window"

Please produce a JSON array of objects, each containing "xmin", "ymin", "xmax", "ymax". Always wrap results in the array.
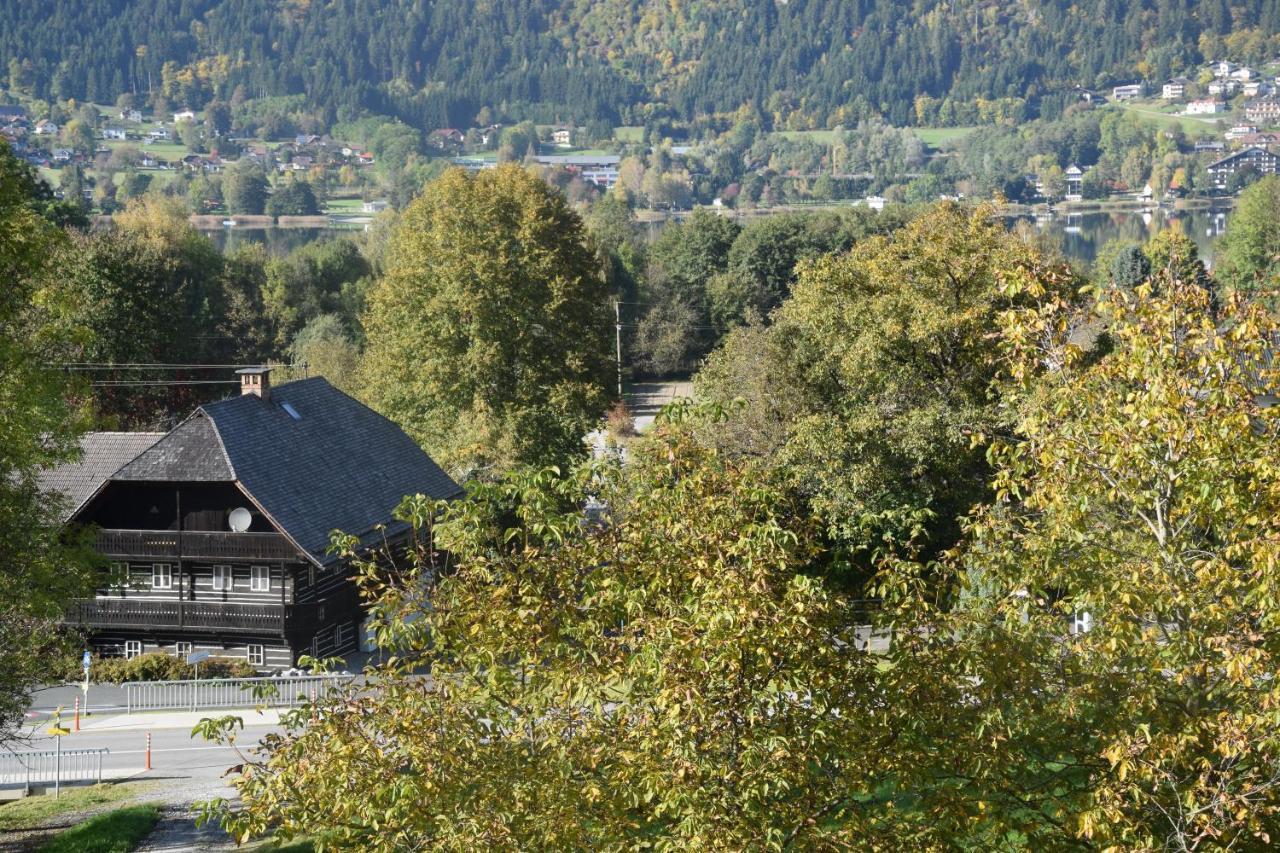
[{"xmin": 280, "ymin": 402, "xmax": 301, "ymax": 421}]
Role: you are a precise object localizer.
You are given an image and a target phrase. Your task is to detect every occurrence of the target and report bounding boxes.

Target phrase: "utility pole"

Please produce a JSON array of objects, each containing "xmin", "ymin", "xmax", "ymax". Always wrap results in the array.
[{"xmin": 614, "ymin": 301, "xmax": 623, "ymax": 398}]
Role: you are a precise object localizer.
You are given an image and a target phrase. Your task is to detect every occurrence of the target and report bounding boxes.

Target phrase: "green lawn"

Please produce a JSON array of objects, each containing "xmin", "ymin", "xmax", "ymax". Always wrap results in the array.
[
  {"xmin": 0, "ymin": 785, "xmax": 139, "ymax": 832},
  {"xmin": 324, "ymin": 197, "xmax": 366, "ymax": 214},
  {"xmin": 614, "ymin": 126, "xmax": 644, "ymax": 143},
  {"xmin": 913, "ymin": 126, "xmax": 977, "ymax": 146},
  {"xmin": 40, "ymin": 803, "xmax": 160, "ymax": 853},
  {"xmin": 1115, "ymin": 102, "xmax": 1227, "ymax": 134}
]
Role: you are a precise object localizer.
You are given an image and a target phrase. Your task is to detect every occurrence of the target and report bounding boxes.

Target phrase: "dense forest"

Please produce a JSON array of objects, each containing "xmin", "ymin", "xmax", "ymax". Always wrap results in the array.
[{"xmin": 6, "ymin": 0, "xmax": 1280, "ymax": 128}]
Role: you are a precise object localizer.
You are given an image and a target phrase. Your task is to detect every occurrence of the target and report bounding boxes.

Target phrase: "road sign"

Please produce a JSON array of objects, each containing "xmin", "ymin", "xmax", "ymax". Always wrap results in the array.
[
  {"xmin": 185, "ymin": 651, "xmax": 211, "ymax": 665},
  {"xmin": 82, "ymin": 650, "xmax": 91, "ymax": 672},
  {"xmin": 46, "ymin": 725, "xmax": 70, "ymax": 736}
]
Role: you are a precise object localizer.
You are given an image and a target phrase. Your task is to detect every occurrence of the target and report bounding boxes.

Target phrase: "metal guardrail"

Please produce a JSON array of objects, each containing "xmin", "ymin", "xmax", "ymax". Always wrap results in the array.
[
  {"xmin": 124, "ymin": 674, "xmax": 354, "ymax": 712},
  {"xmin": 0, "ymin": 748, "xmax": 107, "ymax": 791}
]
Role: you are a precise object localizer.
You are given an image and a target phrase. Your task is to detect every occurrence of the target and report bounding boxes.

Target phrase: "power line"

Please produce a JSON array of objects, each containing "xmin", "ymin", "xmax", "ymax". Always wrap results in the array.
[
  {"xmin": 89, "ymin": 380, "xmax": 242, "ymax": 388},
  {"xmin": 58, "ymin": 363, "xmax": 270, "ymax": 371}
]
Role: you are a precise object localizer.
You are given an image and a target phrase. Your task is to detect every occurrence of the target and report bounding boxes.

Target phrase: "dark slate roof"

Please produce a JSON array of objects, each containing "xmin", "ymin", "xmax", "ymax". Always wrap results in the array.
[
  {"xmin": 113, "ymin": 413, "xmax": 234, "ymax": 482},
  {"xmin": 202, "ymin": 378, "xmax": 462, "ymax": 564},
  {"xmin": 38, "ymin": 432, "xmax": 164, "ymax": 520}
]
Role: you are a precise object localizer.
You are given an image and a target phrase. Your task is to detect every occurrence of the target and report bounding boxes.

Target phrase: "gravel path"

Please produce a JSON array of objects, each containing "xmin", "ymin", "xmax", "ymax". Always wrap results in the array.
[{"xmin": 134, "ymin": 771, "xmax": 240, "ymax": 852}]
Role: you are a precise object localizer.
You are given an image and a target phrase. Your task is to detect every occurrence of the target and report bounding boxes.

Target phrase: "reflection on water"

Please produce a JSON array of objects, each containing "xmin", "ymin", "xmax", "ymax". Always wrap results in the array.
[
  {"xmin": 197, "ymin": 208, "xmax": 1234, "ymax": 271},
  {"xmin": 1009, "ymin": 207, "xmax": 1232, "ymax": 271},
  {"xmin": 196, "ymin": 226, "xmax": 361, "ymax": 256}
]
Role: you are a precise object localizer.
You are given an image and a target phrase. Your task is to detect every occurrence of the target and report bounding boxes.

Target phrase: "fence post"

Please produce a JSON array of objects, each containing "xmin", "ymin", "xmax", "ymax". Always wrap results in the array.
[
  {"xmin": 54, "ymin": 735, "xmax": 61, "ymax": 799},
  {"xmin": 74, "ymin": 697, "xmax": 80, "ymax": 733},
  {"xmin": 145, "ymin": 733, "xmax": 151, "ymax": 771},
  {"xmin": 96, "ymin": 749, "xmax": 103, "ymax": 784},
  {"xmin": 126, "ymin": 686, "xmax": 132, "ymax": 715}
]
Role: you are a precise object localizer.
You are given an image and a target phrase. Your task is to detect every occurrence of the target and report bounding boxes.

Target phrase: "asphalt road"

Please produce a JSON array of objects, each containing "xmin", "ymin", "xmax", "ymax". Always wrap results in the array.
[
  {"xmin": 17, "ymin": 721, "xmax": 279, "ymax": 783},
  {"xmin": 27, "ymin": 684, "xmax": 130, "ymax": 715}
]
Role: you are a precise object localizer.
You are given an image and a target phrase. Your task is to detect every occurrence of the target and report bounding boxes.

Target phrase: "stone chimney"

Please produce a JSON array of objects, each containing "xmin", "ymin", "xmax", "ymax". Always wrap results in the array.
[{"xmin": 236, "ymin": 366, "xmax": 271, "ymax": 400}]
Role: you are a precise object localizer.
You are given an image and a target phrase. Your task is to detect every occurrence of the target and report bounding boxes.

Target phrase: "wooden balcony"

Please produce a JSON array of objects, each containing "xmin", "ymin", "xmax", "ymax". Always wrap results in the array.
[
  {"xmin": 95, "ymin": 529, "xmax": 300, "ymax": 561},
  {"xmin": 67, "ymin": 598, "xmax": 318, "ymax": 636}
]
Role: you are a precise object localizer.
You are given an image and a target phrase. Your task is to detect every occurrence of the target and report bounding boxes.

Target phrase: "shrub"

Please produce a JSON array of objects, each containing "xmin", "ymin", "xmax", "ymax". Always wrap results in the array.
[
  {"xmin": 60, "ymin": 652, "xmax": 261, "ymax": 684},
  {"xmin": 605, "ymin": 399, "xmax": 637, "ymax": 441}
]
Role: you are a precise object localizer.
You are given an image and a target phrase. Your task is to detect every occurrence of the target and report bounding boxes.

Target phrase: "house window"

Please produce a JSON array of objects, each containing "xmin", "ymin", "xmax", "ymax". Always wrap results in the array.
[
  {"xmin": 212, "ymin": 565, "xmax": 232, "ymax": 592},
  {"xmin": 124, "ymin": 640, "xmax": 142, "ymax": 660},
  {"xmin": 246, "ymin": 644, "xmax": 265, "ymax": 667},
  {"xmin": 107, "ymin": 562, "xmax": 129, "ymax": 590},
  {"xmin": 174, "ymin": 641, "xmax": 192, "ymax": 659},
  {"xmin": 307, "ymin": 566, "xmax": 315, "ymax": 587},
  {"xmin": 317, "ymin": 604, "xmax": 326, "ymax": 623},
  {"xmin": 152, "ymin": 563, "xmax": 172, "ymax": 590},
  {"xmin": 250, "ymin": 566, "xmax": 270, "ymax": 593}
]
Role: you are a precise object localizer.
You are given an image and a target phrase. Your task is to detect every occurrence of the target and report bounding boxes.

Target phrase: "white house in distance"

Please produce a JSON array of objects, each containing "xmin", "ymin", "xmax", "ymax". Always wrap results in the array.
[
  {"xmin": 1162, "ymin": 77, "xmax": 1189, "ymax": 99},
  {"xmin": 1187, "ymin": 99, "xmax": 1226, "ymax": 115},
  {"xmin": 1213, "ymin": 60, "xmax": 1238, "ymax": 78},
  {"xmin": 102, "ymin": 127, "xmax": 127, "ymax": 140},
  {"xmin": 1112, "ymin": 83, "xmax": 1145, "ymax": 101},
  {"xmin": 1231, "ymin": 67, "xmax": 1257, "ymax": 82},
  {"xmin": 1065, "ymin": 165, "xmax": 1085, "ymax": 201},
  {"xmin": 172, "ymin": 109, "xmax": 196, "ymax": 123},
  {"xmin": 146, "ymin": 128, "xmax": 171, "ymax": 141},
  {"xmin": 1209, "ymin": 79, "xmax": 1239, "ymax": 97},
  {"xmin": 361, "ymin": 200, "xmax": 389, "ymax": 214},
  {"xmin": 1207, "ymin": 146, "xmax": 1280, "ymax": 189},
  {"xmin": 1246, "ymin": 99, "xmax": 1280, "ymax": 124}
]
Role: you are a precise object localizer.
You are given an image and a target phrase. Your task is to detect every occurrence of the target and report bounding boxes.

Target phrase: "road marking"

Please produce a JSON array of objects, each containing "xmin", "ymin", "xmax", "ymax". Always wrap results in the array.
[{"xmin": 97, "ymin": 746, "xmax": 240, "ymax": 754}]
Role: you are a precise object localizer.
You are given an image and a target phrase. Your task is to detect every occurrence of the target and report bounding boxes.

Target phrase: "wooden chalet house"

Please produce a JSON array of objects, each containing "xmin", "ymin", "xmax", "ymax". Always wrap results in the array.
[{"xmin": 41, "ymin": 369, "xmax": 461, "ymax": 672}]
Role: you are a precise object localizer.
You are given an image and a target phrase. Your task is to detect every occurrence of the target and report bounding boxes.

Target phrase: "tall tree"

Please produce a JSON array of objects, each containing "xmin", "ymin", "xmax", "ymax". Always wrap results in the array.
[
  {"xmin": 200, "ymin": 418, "xmax": 885, "ymax": 850},
  {"xmin": 0, "ymin": 141, "xmax": 94, "ymax": 739},
  {"xmin": 698, "ymin": 202, "xmax": 1078, "ymax": 570},
  {"xmin": 1215, "ymin": 174, "xmax": 1280, "ymax": 293},
  {"xmin": 879, "ymin": 278, "xmax": 1280, "ymax": 847},
  {"xmin": 223, "ymin": 160, "xmax": 269, "ymax": 215},
  {"xmin": 360, "ymin": 165, "xmax": 612, "ymax": 475}
]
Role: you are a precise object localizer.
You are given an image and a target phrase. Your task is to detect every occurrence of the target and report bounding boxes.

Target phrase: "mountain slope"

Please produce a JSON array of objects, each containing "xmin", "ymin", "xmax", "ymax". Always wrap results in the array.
[{"xmin": 3, "ymin": 0, "xmax": 1277, "ymax": 127}]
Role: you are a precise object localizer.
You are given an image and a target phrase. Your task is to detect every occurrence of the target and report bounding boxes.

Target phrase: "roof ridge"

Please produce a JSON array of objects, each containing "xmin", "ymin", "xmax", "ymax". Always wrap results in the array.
[{"xmin": 194, "ymin": 408, "xmax": 237, "ymax": 480}]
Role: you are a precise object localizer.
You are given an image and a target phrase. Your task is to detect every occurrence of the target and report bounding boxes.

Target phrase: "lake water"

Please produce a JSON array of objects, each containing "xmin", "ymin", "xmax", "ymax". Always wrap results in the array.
[
  {"xmin": 197, "ymin": 206, "xmax": 1233, "ymax": 269},
  {"xmin": 1007, "ymin": 206, "xmax": 1230, "ymax": 270}
]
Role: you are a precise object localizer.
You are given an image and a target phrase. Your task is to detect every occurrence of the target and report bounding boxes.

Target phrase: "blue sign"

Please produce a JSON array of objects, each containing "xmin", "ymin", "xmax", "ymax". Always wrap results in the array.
[{"xmin": 81, "ymin": 650, "xmax": 91, "ymax": 672}]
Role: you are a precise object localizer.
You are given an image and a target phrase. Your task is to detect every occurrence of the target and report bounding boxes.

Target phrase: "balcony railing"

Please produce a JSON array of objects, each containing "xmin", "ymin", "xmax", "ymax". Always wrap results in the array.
[
  {"xmin": 95, "ymin": 529, "xmax": 300, "ymax": 561},
  {"xmin": 67, "ymin": 598, "xmax": 316, "ymax": 636}
]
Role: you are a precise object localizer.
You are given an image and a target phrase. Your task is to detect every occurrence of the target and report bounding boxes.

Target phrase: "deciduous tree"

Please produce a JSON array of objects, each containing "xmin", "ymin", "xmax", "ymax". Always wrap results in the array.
[{"xmin": 360, "ymin": 165, "xmax": 612, "ymax": 475}]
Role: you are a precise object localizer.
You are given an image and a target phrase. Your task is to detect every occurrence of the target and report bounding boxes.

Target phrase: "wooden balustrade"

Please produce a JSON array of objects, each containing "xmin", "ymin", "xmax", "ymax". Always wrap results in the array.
[
  {"xmin": 94, "ymin": 529, "xmax": 299, "ymax": 561},
  {"xmin": 67, "ymin": 598, "xmax": 318, "ymax": 636}
]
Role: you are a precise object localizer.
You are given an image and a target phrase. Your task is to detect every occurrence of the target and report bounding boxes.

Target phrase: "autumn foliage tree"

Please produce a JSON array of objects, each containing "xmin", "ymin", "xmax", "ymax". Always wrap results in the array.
[
  {"xmin": 880, "ymin": 277, "xmax": 1280, "ymax": 847},
  {"xmin": 360, "ymin": 165, "xmax": 613, "ymax": 476}
]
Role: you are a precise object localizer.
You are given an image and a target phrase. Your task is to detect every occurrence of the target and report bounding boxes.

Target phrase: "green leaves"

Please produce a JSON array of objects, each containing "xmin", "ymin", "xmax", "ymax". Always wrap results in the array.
[{"xmin": 360, "ymin": 165, "xmax": 612, "ymax": 478}]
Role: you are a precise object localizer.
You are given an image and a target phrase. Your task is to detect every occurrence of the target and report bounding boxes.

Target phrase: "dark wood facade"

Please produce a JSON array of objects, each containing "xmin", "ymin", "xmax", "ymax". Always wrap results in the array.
[
  {"xmin": 50, "ymin": 372, "xmax": 463, "ymax": 673},
  {"xmin": 70, "ymin": 481, "xmax": 366, "ymax": 669}
]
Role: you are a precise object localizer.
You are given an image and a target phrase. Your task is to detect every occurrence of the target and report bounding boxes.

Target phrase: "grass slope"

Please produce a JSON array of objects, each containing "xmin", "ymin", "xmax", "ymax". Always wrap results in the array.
[
  {"xmin": 0, "ymin": 785, "xmax": 137, "ymax": 832},
  {"xmin": 40, "ymin": 803, "xmax": 160, "ymax": 853}
]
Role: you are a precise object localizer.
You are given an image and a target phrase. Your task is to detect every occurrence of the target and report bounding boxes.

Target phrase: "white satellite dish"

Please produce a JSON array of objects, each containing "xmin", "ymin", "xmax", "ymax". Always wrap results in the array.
[{"xmin": 228, "ymin": 507, "xmax": 253, "ymax": 533}]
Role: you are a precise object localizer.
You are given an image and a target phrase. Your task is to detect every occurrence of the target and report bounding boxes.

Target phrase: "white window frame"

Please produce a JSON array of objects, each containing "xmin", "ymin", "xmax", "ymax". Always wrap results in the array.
[
  {"xmin": 107, "ymin": 561, "xmax": 129, "ymax": 590},
  {"xmin": 212, "ymin": 564, "xmax": 232, "ymax": 592},
  {"xmin": 246, "ymin": 644, "xmax": 265, "ymax": 667},
  {"xmin": 1071, "ymin": 610, "xmax": 1094, "ymax": 635},
  {"xmin": 152, "ymin": 563, "xmax": 172, "ymax": 590},
  {"xmin": 174, "ymin": 641, "xmax": 193, "ymax": 659},
  {"xmin": 250, "ymin": 565, "xmax": 270, "ymax": 593},
  {"xmin": 124, "ymin": 640, "xmax": 142, "ymax": 660}
]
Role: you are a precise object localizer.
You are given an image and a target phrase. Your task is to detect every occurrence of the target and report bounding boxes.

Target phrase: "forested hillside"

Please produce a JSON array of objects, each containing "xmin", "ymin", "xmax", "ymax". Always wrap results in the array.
[{"xmin": 5, "ymin": 0, "xmax": 1280, "ymax": 128}]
